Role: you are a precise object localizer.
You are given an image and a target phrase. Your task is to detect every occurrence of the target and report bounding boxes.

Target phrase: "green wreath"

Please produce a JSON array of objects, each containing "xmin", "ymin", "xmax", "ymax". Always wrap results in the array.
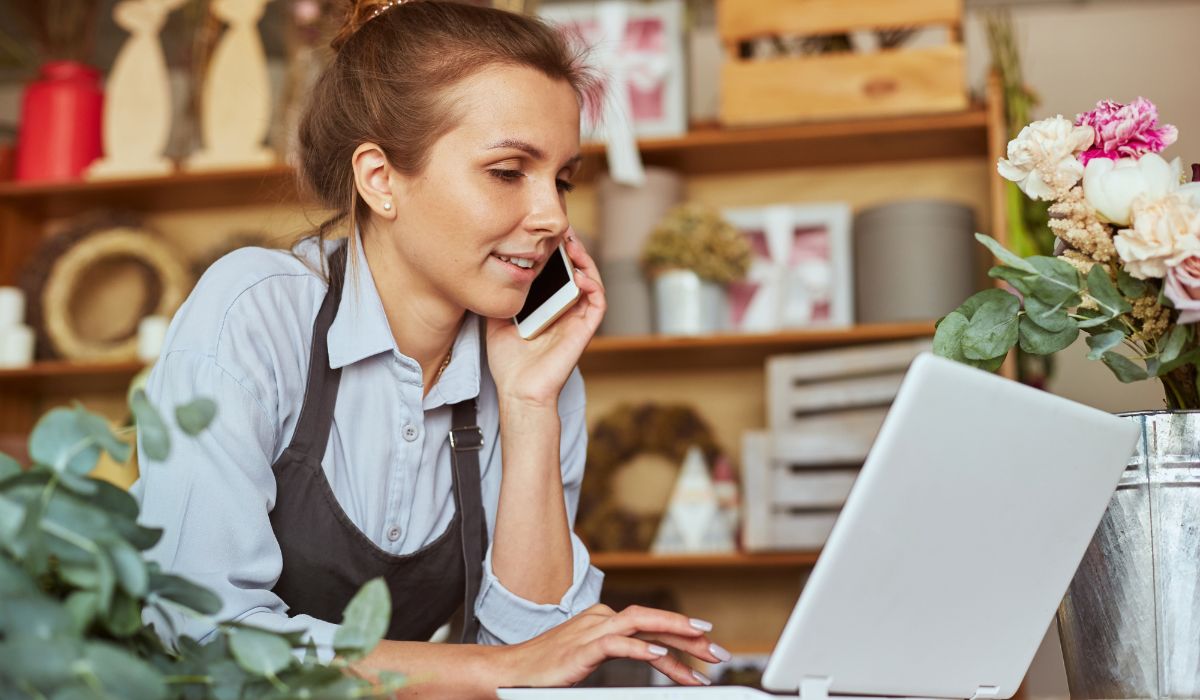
[{"xmin": 579, "ymin": 402, "xmax": 723, "ymax": 552}]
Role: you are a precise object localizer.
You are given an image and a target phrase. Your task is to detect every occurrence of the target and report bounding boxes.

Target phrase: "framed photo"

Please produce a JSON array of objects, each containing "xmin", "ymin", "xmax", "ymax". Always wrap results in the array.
[
  {"xmin": 539, "ymin": 0, "xmax": 687, "ymax": 140},
  {"xmin": 722, "ymin": 203, "xmax": 854, "ymax": 332}
]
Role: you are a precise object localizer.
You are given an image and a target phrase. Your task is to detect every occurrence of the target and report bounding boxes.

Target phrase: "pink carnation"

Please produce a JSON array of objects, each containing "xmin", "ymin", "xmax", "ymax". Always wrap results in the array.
[
  {"xmin": 1165, "ymin": 255, "xmax": 1200, "ymax": 324},
  {"xmin": 1076, "ymin": 98, "xmax": 1178, "ymax": 165}
]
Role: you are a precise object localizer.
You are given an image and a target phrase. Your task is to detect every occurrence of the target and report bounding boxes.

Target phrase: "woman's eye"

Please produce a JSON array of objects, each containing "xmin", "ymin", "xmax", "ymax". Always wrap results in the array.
[
  {"xmin": 489, "ymin": 169, "xmax": 523, "ymax": 183},
  {"xmin": 556, "ymin": 179, "xmax": 575, "ymax": 194}
]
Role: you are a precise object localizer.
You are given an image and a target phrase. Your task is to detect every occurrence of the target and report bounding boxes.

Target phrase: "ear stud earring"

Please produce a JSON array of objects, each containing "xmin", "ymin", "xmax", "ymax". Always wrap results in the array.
[{"xmin": 383, "ymin": 201, "xmax": 392, "ymax": 211}]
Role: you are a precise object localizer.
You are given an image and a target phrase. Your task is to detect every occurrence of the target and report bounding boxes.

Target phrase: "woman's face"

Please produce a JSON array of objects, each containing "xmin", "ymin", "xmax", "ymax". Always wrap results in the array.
[{"xmin": 383, "ymin": 64, "xmax": 582, "ymax": 319}]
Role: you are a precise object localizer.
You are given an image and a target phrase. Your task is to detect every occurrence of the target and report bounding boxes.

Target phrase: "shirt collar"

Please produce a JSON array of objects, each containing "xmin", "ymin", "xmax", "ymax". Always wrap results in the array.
[{"xmin": 325, "ymin": 229, "xmax": 483, "ymax": 407}]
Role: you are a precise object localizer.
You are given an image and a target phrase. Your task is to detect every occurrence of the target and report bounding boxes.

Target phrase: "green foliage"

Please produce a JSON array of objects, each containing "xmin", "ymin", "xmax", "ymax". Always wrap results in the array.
[
  {"xmin": 640, "ymin": 203, "xmax": 753, "ymax": 284},
  {"xmin": 0, "ymin": 396, "xmax": 403, "ymax": 699},
  {"xmin": 934, "ymin": 233, "xmax": 1195, "ymax": 389}
]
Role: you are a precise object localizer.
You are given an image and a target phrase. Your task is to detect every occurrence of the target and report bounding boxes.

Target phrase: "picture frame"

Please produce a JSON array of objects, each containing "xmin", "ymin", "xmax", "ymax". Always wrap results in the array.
[
  {"xmin": 722, "ymin": 202, "xmax": 854, "ymax": 332},
  {"xmin": 539, "ymin": 0, "xmax": 687, "ymax": 140}
]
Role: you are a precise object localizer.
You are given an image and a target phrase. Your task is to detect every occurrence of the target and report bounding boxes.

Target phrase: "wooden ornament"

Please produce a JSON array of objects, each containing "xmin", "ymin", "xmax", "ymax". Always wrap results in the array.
[
  {"xmin": 87, "ymin": 0, "xmax": 188, "ymax": 180},
  {"xmin": 185, "ymin": 0, "xmax": 278, "ymax": 171}
]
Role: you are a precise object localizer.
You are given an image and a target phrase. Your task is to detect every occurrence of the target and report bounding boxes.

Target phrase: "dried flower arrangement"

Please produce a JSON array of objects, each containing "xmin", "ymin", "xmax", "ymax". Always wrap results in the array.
[{"xmin": 640, "ymin": 203, "xmax": 752, "ymax": 285}]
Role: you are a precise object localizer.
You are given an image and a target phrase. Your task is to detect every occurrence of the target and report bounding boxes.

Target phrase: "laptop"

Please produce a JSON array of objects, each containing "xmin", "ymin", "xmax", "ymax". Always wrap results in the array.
[{"xmin": 498, "ymin": 352, "xmax": 1141, "ymax": 700}]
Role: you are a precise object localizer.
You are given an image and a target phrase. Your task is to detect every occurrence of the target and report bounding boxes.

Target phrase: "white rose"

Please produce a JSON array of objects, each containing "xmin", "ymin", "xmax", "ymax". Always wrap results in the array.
[
  {"xmin": 1113, "ymin": 193, "xmax": 1200, "ymax": 279},
  {"xmin": 1179, "ymin": 181, "xmax": 1200, "ymax": 209},
  {"xmin": 997, "ymin": 116, "xmax": 1094, "ymax": 201},
  {"xmin": 1082, "ymin": 153, "xmax": 1183, "ymax": 226}
]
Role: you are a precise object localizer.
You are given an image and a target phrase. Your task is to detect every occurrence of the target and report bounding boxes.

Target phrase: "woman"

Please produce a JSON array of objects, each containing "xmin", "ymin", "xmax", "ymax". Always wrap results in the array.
[{"xmin": 135, "ymin": 0, "xmax": 727, "ymax": 695}]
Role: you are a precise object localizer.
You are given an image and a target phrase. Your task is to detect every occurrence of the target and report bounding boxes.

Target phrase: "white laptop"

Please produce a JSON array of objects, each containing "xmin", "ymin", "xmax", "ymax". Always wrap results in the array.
[{"xmin": 498, "ymin": 352, "xmax": 1140, "ymax": 700}]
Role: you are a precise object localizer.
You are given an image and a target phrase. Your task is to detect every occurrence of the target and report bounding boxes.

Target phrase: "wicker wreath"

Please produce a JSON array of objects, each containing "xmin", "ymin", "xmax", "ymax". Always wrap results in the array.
[
  {"xmin": 578, "ymin": 402, "xmax": 724, "ymax": 552},
  {"xmin": 22, "ymin": 217, "xmax": 190, "ymax": 361}
]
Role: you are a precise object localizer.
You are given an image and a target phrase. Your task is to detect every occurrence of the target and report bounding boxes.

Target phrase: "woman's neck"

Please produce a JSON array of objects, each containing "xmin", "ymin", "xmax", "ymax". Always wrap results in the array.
[{"xmin": 360, "ymin": 228, "xmax": 464, "ymax": 391}]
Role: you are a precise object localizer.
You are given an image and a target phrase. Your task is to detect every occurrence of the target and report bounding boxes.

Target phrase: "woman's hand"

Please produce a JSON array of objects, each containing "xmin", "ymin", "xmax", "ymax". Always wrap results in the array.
[
  {"xmin": 489, "ymin": 604, "xmax": 727, "ymax": 688},
  {"xmin": 485, "ymin": 229, "xmax": 605, "ymax": 408}
]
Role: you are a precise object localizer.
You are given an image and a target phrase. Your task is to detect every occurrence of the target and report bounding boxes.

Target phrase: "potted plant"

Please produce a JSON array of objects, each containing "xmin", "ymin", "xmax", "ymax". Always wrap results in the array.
[
  {"xmin": 641, "ymin": 203, "xmax": 752, "ymax": 336},
  {"xmin": 0, "ymin": 390, "xmax": 403, "ymax": 698},
  {"xmin": 934, "ymin": 97, "xmax": 1200, "ymax": 700}
]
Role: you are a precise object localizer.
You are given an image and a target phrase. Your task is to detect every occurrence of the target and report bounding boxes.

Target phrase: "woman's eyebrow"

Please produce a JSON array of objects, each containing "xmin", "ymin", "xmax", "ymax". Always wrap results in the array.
[{"xmin": 487, "ymin": 139, "xmax": 582, "ymax": 168}]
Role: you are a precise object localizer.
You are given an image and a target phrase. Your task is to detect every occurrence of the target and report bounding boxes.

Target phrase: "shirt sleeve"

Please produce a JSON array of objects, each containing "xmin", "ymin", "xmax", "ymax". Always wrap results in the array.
[
  {"xmin": 474, "ymin": 369, "xmax": 605, "ymax": 645},
  {"xmin": 134, "ymin": 348, "xmax": 339, "ymax": 660}
]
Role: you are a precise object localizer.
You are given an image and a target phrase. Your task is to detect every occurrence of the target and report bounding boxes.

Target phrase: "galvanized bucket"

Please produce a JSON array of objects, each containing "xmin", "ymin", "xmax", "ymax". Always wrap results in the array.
[{"xmin": 1058, "ymin": 411, "xmax": 1200, "ymax": 699}]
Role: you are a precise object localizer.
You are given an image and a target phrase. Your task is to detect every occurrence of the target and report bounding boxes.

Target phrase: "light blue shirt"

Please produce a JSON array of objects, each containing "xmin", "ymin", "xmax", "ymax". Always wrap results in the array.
[{"xmin": 133, "ymin": 233, "xmax": 603, "ymax": 654}]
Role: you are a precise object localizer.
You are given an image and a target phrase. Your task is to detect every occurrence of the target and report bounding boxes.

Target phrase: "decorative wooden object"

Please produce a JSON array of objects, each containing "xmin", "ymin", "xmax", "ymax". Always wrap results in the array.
[
  {"xmin": 185, "ymin": 0, "xmax": 277, "ymax": 171},
  {"xmin": 87, "ymin": 0, "xmax": 188, "ymax": 179},
  {"xmin": 716, "ymin": 0, "xmax": 968, "ymax": 126},
  {"xmin": 29, "ymin": 226, "xmax": 190, "ymax": 361}
]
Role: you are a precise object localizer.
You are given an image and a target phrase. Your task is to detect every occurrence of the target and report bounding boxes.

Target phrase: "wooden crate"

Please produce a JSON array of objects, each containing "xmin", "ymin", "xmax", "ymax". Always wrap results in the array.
[{"xmin": 717, "ymin": 0, "xmax": 968, "ymax": 126}]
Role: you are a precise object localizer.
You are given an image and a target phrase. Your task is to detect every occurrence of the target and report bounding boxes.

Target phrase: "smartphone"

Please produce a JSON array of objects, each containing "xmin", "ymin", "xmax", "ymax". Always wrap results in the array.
[{"xmin": 513, "ymin": 243, "xmax": 581, "ymax": 340}]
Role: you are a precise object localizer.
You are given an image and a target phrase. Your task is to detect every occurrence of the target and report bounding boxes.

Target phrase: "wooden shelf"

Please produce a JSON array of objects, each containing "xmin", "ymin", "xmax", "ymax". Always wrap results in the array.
[
  {"xmin": 579, "ymin": 322, "xmax": 935, "ymax": 373},
  {"xmin": 590, "ymin": 551, "xmax": 819, "ymax": 571},
  {"xmin": 0, "ymin": 322, "xmax": 935, "ymax": 397},
  {"xmin": 0, "ymin": 107, "xmax": 988, "ymax": 220},
  {"xmin": 0, "ymin": 359, "xmax": 145, "ymax": 395}
]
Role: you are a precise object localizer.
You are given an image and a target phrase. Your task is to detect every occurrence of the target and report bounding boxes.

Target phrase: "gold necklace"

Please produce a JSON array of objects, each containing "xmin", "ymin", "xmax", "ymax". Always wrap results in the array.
[{"xmin": 433, "ymin": 348, "xmax": 452, "ymax": 384}]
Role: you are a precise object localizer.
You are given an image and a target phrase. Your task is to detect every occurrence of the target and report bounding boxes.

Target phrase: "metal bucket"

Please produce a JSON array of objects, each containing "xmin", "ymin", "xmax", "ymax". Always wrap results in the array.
[{"xmin": 1057, "ymin": 411, "xmax": 1200, "ymax": 699}]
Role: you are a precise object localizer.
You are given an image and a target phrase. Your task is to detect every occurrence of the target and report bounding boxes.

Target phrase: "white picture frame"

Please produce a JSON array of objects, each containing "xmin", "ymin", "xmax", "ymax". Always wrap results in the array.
[
  {"xmin": 539, "ymin": 0, "xmax": 687, "ymax": 140},
  {"xmin": 722, "ymin": 202, "xmax": 854, "ymax": 332}
]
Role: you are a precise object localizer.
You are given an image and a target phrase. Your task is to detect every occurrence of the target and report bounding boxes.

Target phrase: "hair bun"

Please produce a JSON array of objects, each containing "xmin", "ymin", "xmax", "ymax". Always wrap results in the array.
[{"xmin": 330, "ymin": 0, "xmax": 390, "ymax": 51}]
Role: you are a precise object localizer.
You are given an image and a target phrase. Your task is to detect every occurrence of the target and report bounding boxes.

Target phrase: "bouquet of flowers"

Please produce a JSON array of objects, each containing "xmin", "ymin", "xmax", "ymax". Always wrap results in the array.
[{"xmin": 934, "ymin": 98, "xmax": 1200, "ymax": 408}]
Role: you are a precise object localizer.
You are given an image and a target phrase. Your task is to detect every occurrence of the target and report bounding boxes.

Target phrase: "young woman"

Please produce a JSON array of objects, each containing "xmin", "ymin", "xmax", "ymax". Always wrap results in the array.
[{"xmin": 134, "ymin": 0, "xmax": 728, "ymax": 695}]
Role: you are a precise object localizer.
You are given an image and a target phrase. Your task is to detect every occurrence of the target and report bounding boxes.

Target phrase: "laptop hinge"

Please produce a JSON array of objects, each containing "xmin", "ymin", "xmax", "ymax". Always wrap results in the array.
[
  {"xmin": 799, "ymin": 676, "xmax": 833, "ymax": 700},
  {"xmin": 970, "ymin": 686, "xmax": 1001, "ymax": 700}
]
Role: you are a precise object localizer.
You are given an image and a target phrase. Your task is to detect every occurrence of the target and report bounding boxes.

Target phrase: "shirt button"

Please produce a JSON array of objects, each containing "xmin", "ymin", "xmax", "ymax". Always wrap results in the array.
[
  {"xmin": 402, "ymin": 424, "xmax": 419, "ymax": 442},
  {"xmin": 386, "ymin": 526, "xmax": 401, "ymax": 542}
]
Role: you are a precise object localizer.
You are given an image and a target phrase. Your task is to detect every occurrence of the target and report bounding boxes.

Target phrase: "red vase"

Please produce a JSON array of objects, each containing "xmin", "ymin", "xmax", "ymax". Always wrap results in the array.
[{"xmin": 15, "ymin": 61, "xmax": 104, "ymax": 183}]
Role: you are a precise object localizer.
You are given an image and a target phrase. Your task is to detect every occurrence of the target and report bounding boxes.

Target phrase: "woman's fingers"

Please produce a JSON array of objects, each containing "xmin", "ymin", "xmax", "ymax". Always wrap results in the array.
[
  {"xmin": 606, "ymin": 605, "xmax": 711, "ymax": 640},
  {"xmin": 564, "ymin": 230, "xmax": 604, "ymax": 292},
  {"xmin": 637, "ymin": 632, "xmax": 728, "ymax": 665},
  {"xmin": 648, "ymin": 654, "xmax": 712, "ymax": 687},
  {"xmin": 588, "ymin": 634, "xmax": 674, "ymax": 665}
]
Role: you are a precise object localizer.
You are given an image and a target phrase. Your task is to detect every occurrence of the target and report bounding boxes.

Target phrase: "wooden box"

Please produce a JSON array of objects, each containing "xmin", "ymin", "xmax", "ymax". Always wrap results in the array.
[{"xmin": 716, "ymin": 0, "xmax": 968, "ymax": 126}]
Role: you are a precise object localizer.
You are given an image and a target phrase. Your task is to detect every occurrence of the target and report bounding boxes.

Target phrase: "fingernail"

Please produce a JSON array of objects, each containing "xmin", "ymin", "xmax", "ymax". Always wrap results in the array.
[
  {"xmin": 566, "ymin": 234, "xmax": 575, "ymax": 242},
  {"xmin": 692, "ymin": 670, "xmax": 712, "ymax": 686},
  {"xmin": 689, "ymin": 618, "xmax": 713, "ymax": 632},
  {"xmin": 648, "ymin": 644, "xmax": 668, "ymax": 657},
  {"xmin": 709, "ymin": 643, "xmax": 732, "ymax": 662}
]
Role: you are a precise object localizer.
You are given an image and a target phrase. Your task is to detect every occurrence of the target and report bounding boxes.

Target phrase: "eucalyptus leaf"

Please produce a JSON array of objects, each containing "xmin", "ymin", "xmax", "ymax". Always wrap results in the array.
[
  {"xmin": 1086, "ymin": 264, "xmax": 1133, "ymax": 317},
  {"xmin": 1118, "ymin": 268, "xmax": 1149, "ymax": 298},
  {"xmin": 1024, "ymin": 257, "xmax": 1083, "ymax": 307},
  {"xmin": 1159, "ymin": 348, "xmax": 1200, "ymax": 376},
  {"xmin": 1160, "ymin": 325, "xmax": 1190, "ymax": 366},
  {"xmin": 1023, "ymin": 296, "xmax": 1074, "ymax": 333},
  {"xmin": 961, "ymin": 299, "xmax": 1021, "ymax": 361},
  {"xmin": 0, "ymin": 556, "xmax": 36, "ymax": 597},
  {"xmin": 130, "ymin": 390, "xmax": 170, "ymax": 462},
  {"xmin": 933, "ymin": 312, "xmax": 970, "ymax": 363},
  {"xmin": 0, "ymin": 452, "xmax": 20, "ymax": 479},
  {"xmin": 57, "ymin": 470, "xmax": 100, "ymax": 497},
  {"xmin": 75, "ymin": 407, "xmax": 132, "ymax": 466},
  {"xmin": 1102, "ymin": 352, "xmax": 1150, "ymax": 383},
  {"xmin": 229, "ymin": 626, "xmax": 294, "ymax": 677},
  {"xmin": 0, "ymin": 593, "xmax": 74, "ymax": 641},
  {"xmin": 64, "ymin": 591, "xmax": 100, "ymax": 636},
  {"xmin": 29, "ymin": 408, "xmax": 101, "ymax": 476},
  {"xmin": 102, "ymin": 591, "xmax": 143, "ymax": 637},
  {"xmin": 149, "ymin": 572, "xmax": 222, "ymax": 615},
  {"xmin": 1018, "ymin": 316, "xmax": 1079, "ymax": 355},
  {"xmin": 106, "ymin": 539, "xmax": 149, "ymax": 598},
  {"xmin": 987, "ymin": 265, "xmax": 1034, "ymax": 296},
  {"xmin": 333, "ymin": 578, "xmax": 391, "ymax": 656},
  {"xmin": 175, "ymin": 398, "xmax": 217, "ymax": 436},
  {"xmin": 80, "ymin": 642, "xmax": 168, "ymax": 700},
  {"xmin": 0, "ymin": 493, "xmax": 25, "ymax": 544},
  {"xmin": 957, "ymin": 288, "xmax": 1018, "ymax": 321},
  {"xmin": 975, "ymin": 233, "xmax": 1036, "ymax": 272},
  {"xmin": 1087, "ymin": 330, "xmax": 1127, "ymax": 361},
  {"xmin": 0, "ymin": 637, "xmax": 84, "ymax": 690}
]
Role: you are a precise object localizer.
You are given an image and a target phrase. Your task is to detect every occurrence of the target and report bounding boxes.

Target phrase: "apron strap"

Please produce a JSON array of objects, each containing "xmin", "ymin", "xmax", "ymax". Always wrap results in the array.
[
  {"xmin": 450, "ymin": 399, "xmax": 485, "ymax": 644},
  {"xmin": 287, "ymin": 243, "xmax": 347, "ymax": 463}
]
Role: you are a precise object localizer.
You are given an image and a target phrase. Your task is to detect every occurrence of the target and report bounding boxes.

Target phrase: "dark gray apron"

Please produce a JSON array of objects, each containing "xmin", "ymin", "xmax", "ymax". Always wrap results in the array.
[{"xmin": 268, "ymin": 243, "xmax": 488, "ymax": 643}]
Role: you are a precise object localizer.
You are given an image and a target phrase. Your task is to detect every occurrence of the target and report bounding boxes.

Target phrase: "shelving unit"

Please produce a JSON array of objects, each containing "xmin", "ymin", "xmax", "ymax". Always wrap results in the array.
[{"xmin": 0, "ymin": 82, "xmax": 1008, "ymax": 654}]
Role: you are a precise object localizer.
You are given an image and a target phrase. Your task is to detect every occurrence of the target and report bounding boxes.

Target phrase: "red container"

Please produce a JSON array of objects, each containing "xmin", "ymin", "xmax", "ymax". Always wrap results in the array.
[{"xmin": 15, "ymin": 61, "xmax": 104, "ymax": 183}]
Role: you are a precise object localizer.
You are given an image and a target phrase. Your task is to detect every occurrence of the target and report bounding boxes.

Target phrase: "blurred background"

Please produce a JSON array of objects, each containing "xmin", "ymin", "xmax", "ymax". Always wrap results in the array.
[{"xmin": 1, "ymin": 0, "xmax": 1197, "ymax": 694}]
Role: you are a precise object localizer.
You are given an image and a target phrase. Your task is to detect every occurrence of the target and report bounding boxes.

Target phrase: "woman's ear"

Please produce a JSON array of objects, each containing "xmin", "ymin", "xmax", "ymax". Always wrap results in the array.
[{"xmin": 351, "ymin": 143, "xmax": 397, "ymax": 219}]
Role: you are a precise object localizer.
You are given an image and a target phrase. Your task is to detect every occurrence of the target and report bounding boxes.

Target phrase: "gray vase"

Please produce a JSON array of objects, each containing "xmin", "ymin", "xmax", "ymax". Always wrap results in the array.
[{"xmin": 1057, "ymin": 410, "xmax": 1200, "ymax": 699}]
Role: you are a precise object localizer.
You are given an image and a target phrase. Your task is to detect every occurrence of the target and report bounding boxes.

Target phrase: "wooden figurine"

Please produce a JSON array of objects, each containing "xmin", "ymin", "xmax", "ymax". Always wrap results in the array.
[
  {"xmin": 185, "ymin": 0, "xmax": 277, "ymax": 171},
  {"xmin": 86, "ymin": 0, "xmax": 188, "ymax": 180}
]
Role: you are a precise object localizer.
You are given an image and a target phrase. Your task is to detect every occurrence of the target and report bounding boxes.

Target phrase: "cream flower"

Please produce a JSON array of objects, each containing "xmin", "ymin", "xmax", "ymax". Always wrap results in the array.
[
  {"xmin": 1082, "ymin": 153, "xmax": 1183, "ymax": 226},
  {"xmin": 1113, "ymin": 193, "xmax": 1200, "ymax": 279},
  {"xmin": 997, "ymin": 116, "xmax": 1094, "ymax": 201}
]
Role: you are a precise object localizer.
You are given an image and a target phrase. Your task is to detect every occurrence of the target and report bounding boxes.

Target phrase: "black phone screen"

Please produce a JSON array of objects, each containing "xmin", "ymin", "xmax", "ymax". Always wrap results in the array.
[{"xmin": 515, "ymin": 250, "xmax": 571, "ymax": 322}]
